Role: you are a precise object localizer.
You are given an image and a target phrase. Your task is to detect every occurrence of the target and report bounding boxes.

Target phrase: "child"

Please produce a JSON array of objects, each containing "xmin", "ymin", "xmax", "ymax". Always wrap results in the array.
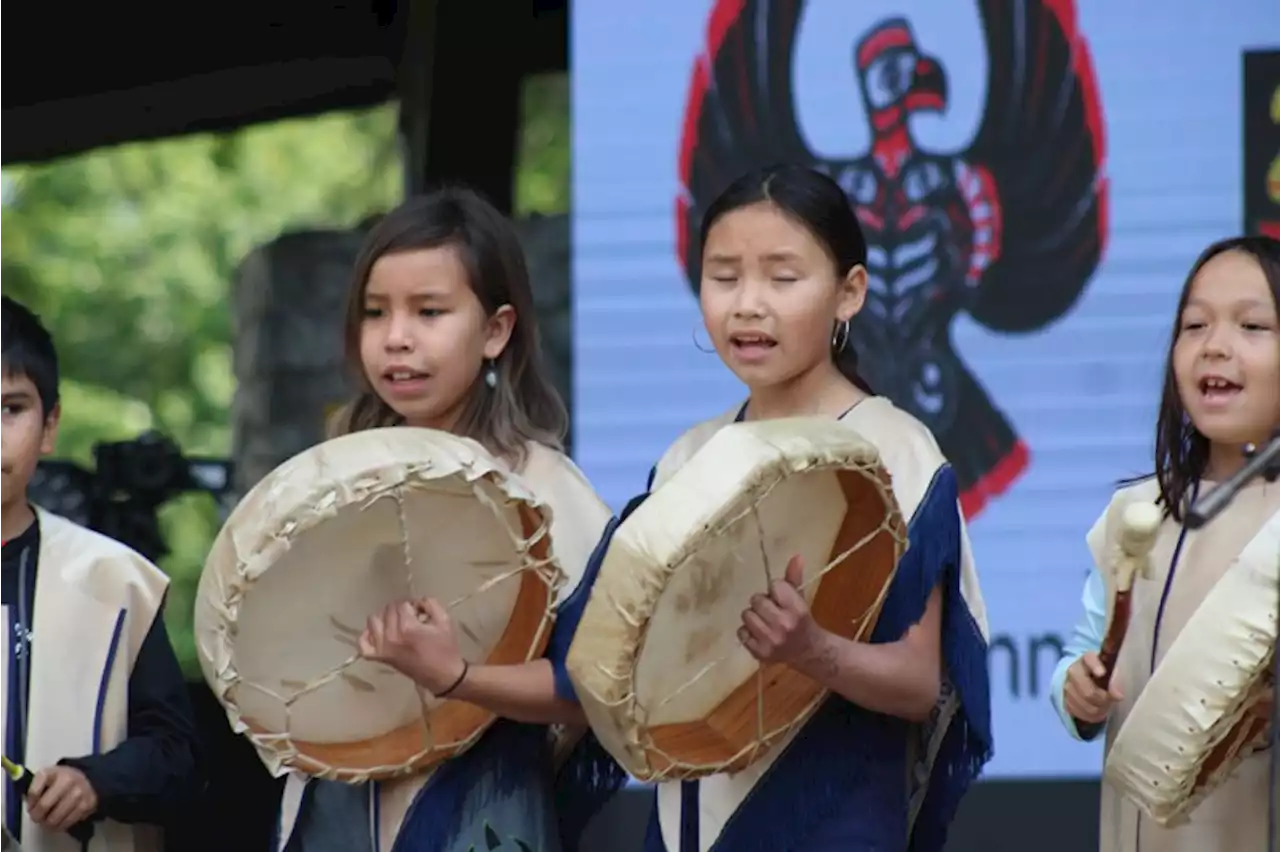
[
  {"xmin": 1, "ymin": 296, "xmax": 202, "ymax": 851},
  {"xmin": 276, "ymin": 188, "xmax": 622, "ymax": 852},
  {"xmin": 560, "ymin": 165, "xmax": 993, "ymax": 852},
  {"xmin": 1050, "ymin": 235, "xmax": 1280, "ymax": 852}
]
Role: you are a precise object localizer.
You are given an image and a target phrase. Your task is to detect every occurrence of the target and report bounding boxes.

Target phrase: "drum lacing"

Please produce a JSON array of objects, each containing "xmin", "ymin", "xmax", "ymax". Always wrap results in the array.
[
  {"xmin": 212, "ymin": 455, "xmax": 564, "ymax": 783},
  {"xmin": 585, "ymin": 455, "xmax": 908, "ymax": 781}
]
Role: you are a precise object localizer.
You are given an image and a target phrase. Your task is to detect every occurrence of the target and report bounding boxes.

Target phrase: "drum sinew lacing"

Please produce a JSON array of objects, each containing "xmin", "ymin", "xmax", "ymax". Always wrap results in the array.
[
  {"xmin": 195, "ymin": 429, "xmax": 566, "ymax": 783},
  {"xmin": 568, "ymin": 420, "xmax": 911, "ymax": 782}
]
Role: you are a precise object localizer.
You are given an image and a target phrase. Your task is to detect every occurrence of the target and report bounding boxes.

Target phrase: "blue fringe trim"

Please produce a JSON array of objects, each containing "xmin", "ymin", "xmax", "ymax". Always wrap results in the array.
[
  {"xmin": 882, "ymin": 465, "xmax": 992, "ymax": 852},
  {"xmin": 664, "ymin": 463, "xmax": 991, "ymax": 852},
  {"xmin": 390, "ymin": 722, "xmax": 547, "ymax": 852}
]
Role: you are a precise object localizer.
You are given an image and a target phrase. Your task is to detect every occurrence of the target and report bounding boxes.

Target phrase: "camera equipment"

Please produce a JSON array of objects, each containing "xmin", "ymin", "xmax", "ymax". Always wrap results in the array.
[{"xmin": 30, "ymin": 431, "xmax": 234, "ymax": 563}]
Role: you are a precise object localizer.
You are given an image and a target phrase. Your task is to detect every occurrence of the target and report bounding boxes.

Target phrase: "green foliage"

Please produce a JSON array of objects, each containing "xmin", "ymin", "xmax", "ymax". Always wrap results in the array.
[
  {"xmin": 1, "ymin": 77, "xmax": 569, "ymax": 678},
  {"xmin": 516, "ymin": 73, "xmax": 570, "ymax": 216},
  {"xmin": 1, "ymin": 105, "xmax": 404, "ymax": 675}
]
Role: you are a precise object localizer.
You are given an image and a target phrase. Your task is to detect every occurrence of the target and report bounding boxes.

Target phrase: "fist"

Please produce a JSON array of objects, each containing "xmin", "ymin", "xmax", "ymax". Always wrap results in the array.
[
  {"xmin": 737, "ymin": 555, "xmax": 819, "ymax": 666},
  {"xmin": 1064, "ymin": 651, "xmax": 1123, "ymax": 725},
  {"xmin": 359, "ymin": 598, "xmax": 468, "ymax": 697},
  {"xmin": 26, "ymin": 765, "xmax": 97, "ymax": 832}
]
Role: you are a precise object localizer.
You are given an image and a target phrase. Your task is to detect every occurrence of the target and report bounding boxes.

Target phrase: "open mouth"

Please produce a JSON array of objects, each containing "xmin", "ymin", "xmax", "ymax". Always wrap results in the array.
[
  {"xmin": 729, "ymin": 332, "xmax": 778, "ymax": 355},
  {"xmin": 1198, "ymin": 375, "xmax": 1242, "ymax": 402},
  {"xmin": 384, "ymin": 368, "xmax": 430, "ymax": 385}
]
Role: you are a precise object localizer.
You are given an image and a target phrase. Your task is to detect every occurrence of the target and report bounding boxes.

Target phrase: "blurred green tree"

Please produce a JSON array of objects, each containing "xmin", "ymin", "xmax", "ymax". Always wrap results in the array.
[
  {"xmin": 516, "ymin": 73, "xmax": 570, "ymax": 217},
  {"xmin": 2, "ymin": 104, "xmax": 404, "ymax": 674},
  {"xmin": 1, "ymin": 75, "xmax": 569, "ymax": 675}
]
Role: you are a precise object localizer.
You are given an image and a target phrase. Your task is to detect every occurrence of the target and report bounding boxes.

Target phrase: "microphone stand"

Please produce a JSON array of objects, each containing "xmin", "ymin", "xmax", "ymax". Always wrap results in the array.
[{"xmin": 1185, "ymin": 429, "xmax": 1280, "ymax": 852}]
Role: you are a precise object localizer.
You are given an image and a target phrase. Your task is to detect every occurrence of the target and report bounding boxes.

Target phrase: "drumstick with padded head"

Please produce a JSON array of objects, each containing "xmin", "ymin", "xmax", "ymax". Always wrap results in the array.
[{"xmin": 1093, "ymin": 502, "xmax": 1163, "ymax": 690}]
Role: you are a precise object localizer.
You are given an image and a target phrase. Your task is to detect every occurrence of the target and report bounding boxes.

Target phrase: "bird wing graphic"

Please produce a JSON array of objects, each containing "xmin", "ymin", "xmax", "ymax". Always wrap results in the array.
[
  {"xmin": 676, "ymin": 0, "xmax": 816, "ymax": 286},
  {"xmin": 961, "ymin": 0, "xmax": 1108, "ymax": 333}
]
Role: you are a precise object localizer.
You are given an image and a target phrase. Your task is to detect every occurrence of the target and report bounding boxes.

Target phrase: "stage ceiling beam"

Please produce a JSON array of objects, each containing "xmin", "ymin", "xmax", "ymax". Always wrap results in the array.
[{"xmin": 1, "ymin": 1, "xmax": 566, "ymax": 171}]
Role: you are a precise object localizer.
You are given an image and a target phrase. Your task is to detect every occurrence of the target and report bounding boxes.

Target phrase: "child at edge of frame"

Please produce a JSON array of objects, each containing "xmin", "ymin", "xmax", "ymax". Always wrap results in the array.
[
  {"xmin": 1051, "ymin": 235, "xmax": 1280, "ymax": 852},
  {"xmin": 1, "ymin": 294, "xmax": 203, "ymax": 852}
]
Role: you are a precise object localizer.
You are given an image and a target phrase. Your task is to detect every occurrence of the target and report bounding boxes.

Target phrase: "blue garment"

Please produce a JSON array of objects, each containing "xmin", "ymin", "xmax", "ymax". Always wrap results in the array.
[
  {"xmin": 385, "ymin": 504, "xmax": 630, "ymax": 852},
  {"xmin": 284, "ymin": 779, "xmax": 373, "ymax": 852},
  {"xmin": 287, "ymin": 723, "xmax": 563, "ymax": 852},
  {"xmin": 630, "ymin": 462, "xmax": 992, "ymax": 852},
  {"xmin": 386, "ymin": 521, "xmax": 637, "ymax": 852},
  {"xmin": 552, "ymin": 496, "xmax": 650, "ymax": 851},
  {"xmin": 389, "ymin": 721, "xmax": 562, "ymax": 852},
  {"xmin": 287, "ymin": 508, "xmax": 632, "ymax": 852}
]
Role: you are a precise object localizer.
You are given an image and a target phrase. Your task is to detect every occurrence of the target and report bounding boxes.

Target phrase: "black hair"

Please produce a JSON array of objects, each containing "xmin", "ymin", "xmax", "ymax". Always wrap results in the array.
[
  {"xmin": 1, "ymin": 295, "xmax": 60, "ymax": 417},
  {"xmin": 697, "ymin": 164, "xmax": 874, "ymax": 394},
  {"xmin": 331, "ymin": 186, "xmax": 568, "ymax": 466},
  {"xmin": 1154, "ymin": 234, "xmax": 1280, "ymax": 520}
]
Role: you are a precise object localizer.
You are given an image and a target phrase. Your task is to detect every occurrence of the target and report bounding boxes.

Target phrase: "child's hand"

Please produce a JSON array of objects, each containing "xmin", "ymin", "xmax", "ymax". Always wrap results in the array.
[
  {"xmin": 359, "ymin": 598, "xmax": 467, "ymax": 697},
  {"xmin": 1064, "ymin": 651, "xmax": 1123, "ymax": 724},
  {"xmin": 738, "ymin": 555, "xmax": 820, "ymax": 667},
  {"xmin": 26, "ymin": 765, "xmax": 97, "ymax": 833}
]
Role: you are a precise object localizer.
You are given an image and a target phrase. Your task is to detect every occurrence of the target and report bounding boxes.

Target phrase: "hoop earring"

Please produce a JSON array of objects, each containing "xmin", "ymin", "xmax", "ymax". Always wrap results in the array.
[
  {"xmin": 831, "ymin": 319, "xmax": 851, "ymax": 353},
  {"xmin": 483, "ymin": 359, "xmax": 498, "ymax": 389},
  {"xmin": 692, "ymin": 326, "xmax": 716, "ymax": 354}
]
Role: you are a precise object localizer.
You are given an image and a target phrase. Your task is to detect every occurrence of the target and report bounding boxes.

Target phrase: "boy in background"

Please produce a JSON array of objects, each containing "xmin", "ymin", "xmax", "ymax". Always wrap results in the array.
[{"xmin": 2, "ymin": 295, "xmax": 201, "ymax": 851}]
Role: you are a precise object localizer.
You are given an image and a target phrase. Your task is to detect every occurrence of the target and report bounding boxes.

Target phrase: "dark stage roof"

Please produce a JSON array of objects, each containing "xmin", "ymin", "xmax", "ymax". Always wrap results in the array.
[{"xmin": 2, "ymin": 1, "xmax": 567, "ymax": 167}]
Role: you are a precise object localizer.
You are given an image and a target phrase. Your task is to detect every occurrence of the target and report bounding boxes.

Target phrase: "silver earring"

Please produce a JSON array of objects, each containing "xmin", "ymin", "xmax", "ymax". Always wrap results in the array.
[
  {"xmin": 831, "ymin": 319, "xmax": 851, "ymax": 353},
  {"xmin": 484, "ymin": 360, "xmax": 498, "ymax": 389},
  {"xmin": 692, "ymin": 326, "xmax": 716, "ymax": 354}
]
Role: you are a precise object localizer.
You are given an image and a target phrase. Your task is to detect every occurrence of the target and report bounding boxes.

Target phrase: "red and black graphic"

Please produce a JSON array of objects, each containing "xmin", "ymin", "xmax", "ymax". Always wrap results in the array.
[
  {"xmin": 1243, "ymin": 50, "xmax": 1280, "ymax": 239},
  {"xmin": 676, "ymin": 0, "xmax": 1108, "ymax": 518}
]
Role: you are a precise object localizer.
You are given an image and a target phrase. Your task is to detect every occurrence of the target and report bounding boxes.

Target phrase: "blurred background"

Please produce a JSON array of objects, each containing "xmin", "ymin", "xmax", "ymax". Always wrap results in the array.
[{"xmin": 3, "ymin": 0, "xmax": 1278, "ymax": 849}]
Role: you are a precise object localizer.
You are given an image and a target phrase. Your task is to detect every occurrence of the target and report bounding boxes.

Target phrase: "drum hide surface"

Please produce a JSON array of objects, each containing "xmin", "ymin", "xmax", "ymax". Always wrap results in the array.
[
  {"xmin": 567, "ymin": 418, "xmax": 908, "ymax": 781},
  {"xmin": 1104, "ymin": 531, "xmax": 1277, "ymax": 826},
  {"xmin": 195, "ymin": 428, "xmax": 563, "ymax": 782}
]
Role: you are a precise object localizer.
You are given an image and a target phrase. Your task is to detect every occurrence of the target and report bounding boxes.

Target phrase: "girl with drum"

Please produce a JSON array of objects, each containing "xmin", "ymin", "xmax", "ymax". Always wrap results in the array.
[
  {"xmin": 564, "ymin": 165, "xmax": 994, "ymax": 852},
  {"xmin": 1050, "ymin": 236, "xmax": 1280, "ymax": 852},
  {"xmin": 276, "ymin": 188, "xmax": 621, "ymax": 852}
]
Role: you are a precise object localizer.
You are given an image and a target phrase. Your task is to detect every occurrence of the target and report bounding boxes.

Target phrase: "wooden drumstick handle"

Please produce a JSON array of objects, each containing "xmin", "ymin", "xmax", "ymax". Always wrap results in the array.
[{"xmin": 1093, "ymin": 502, "xmax": 1163, "ymax": 690}]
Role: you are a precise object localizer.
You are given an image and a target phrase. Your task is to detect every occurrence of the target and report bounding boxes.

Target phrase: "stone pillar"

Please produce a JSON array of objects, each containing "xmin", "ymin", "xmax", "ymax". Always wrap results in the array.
[
  {"xmin": 230, "ymin": 229, "xmax": 364, "ymax": 495},
  {"xmin": 515, "ymin": 213, "xmax": 573, "ymax": 452}
]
